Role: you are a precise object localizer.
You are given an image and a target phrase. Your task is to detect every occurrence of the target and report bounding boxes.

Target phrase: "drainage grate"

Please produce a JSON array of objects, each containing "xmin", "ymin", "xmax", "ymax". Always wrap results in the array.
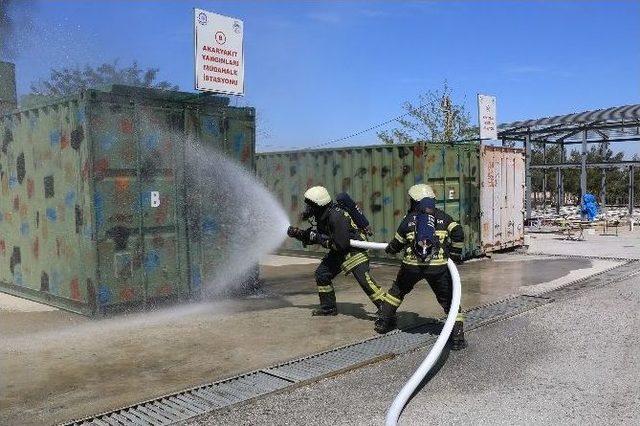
[
  {"xmin": 64, "ymin": 259, "xmax": 639, "ymax": 426},
  {"xmin": 264, "ymin": 345, "xmax": 375, "ymax": 382},
  {"xmin": 263, "ymin": 325, "xmax": 449, "ymax": 384},
  {"xmin": 65, "ymin": 372, "xmax": 292, "ymax": 426},
  {"xmin": 464, "ymin": 295, "xmax": 551, "ymax": 329},
  {"xmin": 356, "ymin": 325, "xmax": 438, "ymax": 356}
]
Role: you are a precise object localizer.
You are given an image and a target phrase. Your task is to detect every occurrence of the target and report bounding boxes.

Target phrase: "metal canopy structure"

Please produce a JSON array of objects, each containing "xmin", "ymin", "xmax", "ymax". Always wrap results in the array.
[{"xmin": 497, "ymin": 104, "xmax": 640, "ymax": 220}]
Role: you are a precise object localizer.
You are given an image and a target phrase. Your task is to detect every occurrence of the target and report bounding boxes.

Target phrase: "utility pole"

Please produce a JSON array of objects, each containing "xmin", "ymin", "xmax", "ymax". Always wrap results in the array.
[{"xmin": 441, "ymin": 95, "xmax": 454, "ymax": 143}]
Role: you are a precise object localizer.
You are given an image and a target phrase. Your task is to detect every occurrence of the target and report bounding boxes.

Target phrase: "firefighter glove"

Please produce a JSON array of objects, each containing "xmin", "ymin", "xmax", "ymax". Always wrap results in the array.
[
  {"xmin": 288, "ymin": 226, "xmax": 312, "ymax": 244},
  {"xmin": 309, "ymin": 230, "xmax": 332, "ymax": 249}
]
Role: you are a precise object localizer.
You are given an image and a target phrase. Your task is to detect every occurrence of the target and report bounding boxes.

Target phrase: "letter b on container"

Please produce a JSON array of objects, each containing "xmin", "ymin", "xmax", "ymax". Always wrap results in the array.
[{"xmin": 150, "ymin": 191, "xmax": 161, "ymax": 208}]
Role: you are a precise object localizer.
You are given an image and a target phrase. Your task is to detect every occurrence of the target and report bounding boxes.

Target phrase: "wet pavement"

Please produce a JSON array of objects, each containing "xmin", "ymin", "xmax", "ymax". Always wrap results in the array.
[
  {"xmin": 189, "ymin": 263, "xmax": 640, "ymax": 426},
  {"xmin": 0, "ymin": 253, "xmax": 620, "ymax": 425}
]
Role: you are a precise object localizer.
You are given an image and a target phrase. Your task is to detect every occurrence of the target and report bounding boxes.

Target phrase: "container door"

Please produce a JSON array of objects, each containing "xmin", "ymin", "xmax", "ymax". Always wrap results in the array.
[
  {"xmin": 509, "ymin": 151, "xmax": 525, "ymax": 244},
  {"xmin": 480, "ymin": 145, "xmax": 525, "ymax": 252},
  {"xmin": 481, "ymin": 146, "xmax": 500, "ymax": 251},
  {"xmin": 501, "ymin": 154, "xmax": 510, "ymax": 243},
  {"xmin": 184, "ymin": 111, "xmax": 225, "ymax": 290},
  {"xmin": 92, "ymin": 102, "xmax": 146, "ymax": 307},
  {"xmin": 457, "ymin": 145, "xmax": 481, "ymax": 257},
  {"xmin": 498, "ymin": 150, "xmax": 525, "ymax": 247},
  {"xmin": 183, "ymin": 108, "xmax": 255, "ymax": 291},
  {"xmin": 136, "ymin": 107, "xmax": 185, "ymax": 300},
  {"xmin": 443, "ymin": 146, "xmax": 462, "ymax": 219}
]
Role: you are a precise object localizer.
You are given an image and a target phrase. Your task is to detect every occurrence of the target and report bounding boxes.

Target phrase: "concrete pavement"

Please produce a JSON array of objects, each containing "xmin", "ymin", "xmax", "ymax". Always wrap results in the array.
[
  {"xmin": 0, "ymin": 254, "xmax": 615, "ymax": 425},
  {"xmin": 527, "ymin": 228, "xmax": 640, "ymax": 259},
  {"xmin": 188, "ymin": 266, "xmax": 640, "ymax": 426},
  {"xmin": 1, "ymin": 253, "xmax": 603, "ymax": 425}
]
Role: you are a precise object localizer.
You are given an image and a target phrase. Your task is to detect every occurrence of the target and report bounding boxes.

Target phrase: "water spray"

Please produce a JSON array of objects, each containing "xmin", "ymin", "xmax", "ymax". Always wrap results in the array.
[
  {"xmin": 349, "ymin": 239, "xmax": 462, "ymax": 426},
  {"xmin": 185, "ymin": 140, "xmax": 290, "ymax": 295}
]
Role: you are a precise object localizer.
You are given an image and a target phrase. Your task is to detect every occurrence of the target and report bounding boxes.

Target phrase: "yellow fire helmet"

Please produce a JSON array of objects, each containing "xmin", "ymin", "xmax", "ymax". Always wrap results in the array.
[
  {"xmin": 408, "ymin": 184, "xmax": 436, "ymax": 202},
  {"xmin": 304, "ymin": 186, "xmax": 332, "ymax": 207}
]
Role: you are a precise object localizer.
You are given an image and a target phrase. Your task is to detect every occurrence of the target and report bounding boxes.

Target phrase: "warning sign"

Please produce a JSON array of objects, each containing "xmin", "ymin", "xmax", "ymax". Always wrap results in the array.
[
  {"xmin": 477, "ymin": 94, "xmax": 497, "ymax": 140},
  {"xmin": 194, "ymin": 9, "xmax": 244, "ymax": 95}
]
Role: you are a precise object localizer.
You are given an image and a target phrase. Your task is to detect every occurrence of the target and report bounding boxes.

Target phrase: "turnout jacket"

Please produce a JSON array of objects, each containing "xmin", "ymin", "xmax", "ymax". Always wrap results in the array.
[
  {"xmin": 312, "ymin": 203, "xmax": 369, "ymax": 273},
  {"xmin": 386, "ymin": 208, "xmax": 464, "ymax": 267}
]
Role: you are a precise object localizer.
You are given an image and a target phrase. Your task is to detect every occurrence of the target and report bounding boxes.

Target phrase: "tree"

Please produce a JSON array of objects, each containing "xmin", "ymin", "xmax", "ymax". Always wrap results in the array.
[
  {"xmin": 377, "ymin": 82, "xmax": 476, "ymax": 144},
  {"xmin": 24, "ymin": 60, "xmax": 178, "ymax": 104}
]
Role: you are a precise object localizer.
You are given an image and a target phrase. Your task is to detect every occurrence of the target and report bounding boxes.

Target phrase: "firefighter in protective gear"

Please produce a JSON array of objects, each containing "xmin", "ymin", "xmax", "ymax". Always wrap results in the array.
[
  {"xmin": 375, "ymin": 184, "xmax": 467, "ymax": 350},
  {"xmin": 287, "ymin": 186, "xmax": 386, "ymax": 316}
]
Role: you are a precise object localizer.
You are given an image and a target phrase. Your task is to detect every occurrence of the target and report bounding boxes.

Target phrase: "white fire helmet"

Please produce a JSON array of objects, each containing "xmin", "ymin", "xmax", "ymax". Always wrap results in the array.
[
  {"xmin": 304, "ymin": 186, "xmax": 332, "ymax": 207},
  {"xmin": 408, "ymin": 184, "xmax": 436, "ymax": 202}
]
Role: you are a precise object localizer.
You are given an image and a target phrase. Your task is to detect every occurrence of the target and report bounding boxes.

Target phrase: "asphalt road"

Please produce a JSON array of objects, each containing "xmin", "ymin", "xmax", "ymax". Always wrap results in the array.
[{"xmin": 188, "ymin": 272, "xmax": 640, "ymax": 425}]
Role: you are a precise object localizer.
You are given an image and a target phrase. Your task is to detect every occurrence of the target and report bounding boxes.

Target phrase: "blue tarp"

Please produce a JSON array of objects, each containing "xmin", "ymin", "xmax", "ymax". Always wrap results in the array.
[{"xmin": 581, "ymin": 193, "xmax": 599, "ymax": 221}]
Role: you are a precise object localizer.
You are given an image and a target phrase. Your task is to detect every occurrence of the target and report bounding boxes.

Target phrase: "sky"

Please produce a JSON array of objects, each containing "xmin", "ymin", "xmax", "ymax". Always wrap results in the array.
[{"xmin": 5, "ymin": 1, "xmax": 640, "ymax": 152}]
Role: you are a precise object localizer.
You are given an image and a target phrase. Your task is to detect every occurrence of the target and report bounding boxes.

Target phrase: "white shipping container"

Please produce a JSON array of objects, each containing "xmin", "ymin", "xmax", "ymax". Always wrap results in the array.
[{"xmin": 480, "ymin": 145, "xmax": 525, "ymax": 252}]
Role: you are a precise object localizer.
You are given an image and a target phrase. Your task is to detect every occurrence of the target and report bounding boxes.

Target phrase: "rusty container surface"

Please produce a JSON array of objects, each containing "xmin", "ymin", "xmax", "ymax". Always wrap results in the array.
[
  {"xmin": 480, "ymin": 145, "xmax": 525, "ymax": 252},
  {"xmin": 0, "ymin": 85, "xmax": 255, "ymax": 315},
  {"xmin": 257, "ymin": 143, "xmax": 482, "ymax": 259}
]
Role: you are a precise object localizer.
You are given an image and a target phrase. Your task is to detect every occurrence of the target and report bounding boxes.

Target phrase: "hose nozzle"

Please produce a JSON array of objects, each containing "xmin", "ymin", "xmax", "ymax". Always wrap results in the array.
[{"xmin": 287, "ymin": 226, "xmax": 300, "ymax": 238}]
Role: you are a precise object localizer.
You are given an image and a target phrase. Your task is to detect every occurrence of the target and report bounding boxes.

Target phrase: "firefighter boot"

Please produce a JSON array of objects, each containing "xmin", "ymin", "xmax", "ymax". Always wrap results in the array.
[
  {"xmin": 449, "ymin": 320, "xmax": 467, "ymax": 350},
  {"xmin": 374, "ymin": 301, "xmax": 397, "ymax": 334},
  {"xmin": 312, "ymin": 288, "xmax": 338, "ymax": 316}
]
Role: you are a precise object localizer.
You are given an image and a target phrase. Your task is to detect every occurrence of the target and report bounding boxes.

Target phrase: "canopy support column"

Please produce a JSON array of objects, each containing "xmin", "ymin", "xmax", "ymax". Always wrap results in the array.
[{"xmin": 525, "ymin": 132, "xmax": 532, "ymax": 221}]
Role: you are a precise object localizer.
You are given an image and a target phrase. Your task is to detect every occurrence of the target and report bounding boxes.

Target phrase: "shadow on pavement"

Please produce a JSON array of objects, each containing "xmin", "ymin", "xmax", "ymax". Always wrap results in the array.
[
  {"xmin": 402, "ymin": 345, "xmax": 452, "ymax": 416},
  {"xmin": 293, "ymin": 301, "xmax": 377, "ymax": 321},
  {"xmin": 400, "ymin": 316, "xmax": 444, "ymax": 335}
]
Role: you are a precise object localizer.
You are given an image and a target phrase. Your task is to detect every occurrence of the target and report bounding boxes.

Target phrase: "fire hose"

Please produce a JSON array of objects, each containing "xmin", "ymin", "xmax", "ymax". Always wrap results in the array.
[{"xmin": 349, "ymin": 239, "xmax": 462, "ymax": 426}]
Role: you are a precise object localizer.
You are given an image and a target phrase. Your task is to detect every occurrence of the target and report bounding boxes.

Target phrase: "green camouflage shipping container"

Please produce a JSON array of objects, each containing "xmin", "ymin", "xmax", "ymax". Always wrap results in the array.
[
  {"xmin": 257, "ymin": 143, "xmax": 525, "ymax": 258},
  {"xmin": 0, "ymin": 85, "xmax": 255, "ymax": 315}
]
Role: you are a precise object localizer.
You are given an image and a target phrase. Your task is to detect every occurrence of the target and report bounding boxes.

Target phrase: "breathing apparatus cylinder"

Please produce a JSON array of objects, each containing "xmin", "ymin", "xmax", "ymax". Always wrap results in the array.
[
  {"xmin": 414, "ymin": 197, "xmax": 437, "ymax": 262},
  {"xmin": 336, "ymin": 192, "xmax": 371, "ymax": 235},
  {"xmin": 300, "ymin": 189, "xmax": 373, "ymax": 239}
]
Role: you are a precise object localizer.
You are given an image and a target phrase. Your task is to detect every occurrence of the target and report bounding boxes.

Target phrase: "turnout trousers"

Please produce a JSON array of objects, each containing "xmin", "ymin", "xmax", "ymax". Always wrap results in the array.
[
  {"xmin": 315, "ymin": 250, "xmax": 386, "ymax": 310},
  {"xmin": 382, "ymin": 264, "xmax": 464, "ymax": 321}
]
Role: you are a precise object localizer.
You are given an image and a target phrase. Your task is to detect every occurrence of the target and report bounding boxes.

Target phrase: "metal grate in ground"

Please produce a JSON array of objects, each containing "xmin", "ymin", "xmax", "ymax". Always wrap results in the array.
[
  {"xmin": 63, "ymin": 259, "xmax": 639, "ymax": 426},
  {"xmin": 464, "ymin": 295, "xmax": 551, "ymax": 329},
  {"xmin": 65, "ymin": 372, "xmax": 292, "ymax": 426}
]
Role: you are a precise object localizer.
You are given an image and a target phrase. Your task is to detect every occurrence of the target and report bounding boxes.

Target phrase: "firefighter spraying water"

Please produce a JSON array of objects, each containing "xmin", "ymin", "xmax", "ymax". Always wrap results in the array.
[
  {"xmin": 286, "ymin": 187, "xmax": 387, "ymax": 315},
  {"xmin": 285, "ymin": 184, "xmax": 466, "ymax": 426},
  {"xmin": 285, "ymin": 184, "xmax": 466, "ymax": 349}
]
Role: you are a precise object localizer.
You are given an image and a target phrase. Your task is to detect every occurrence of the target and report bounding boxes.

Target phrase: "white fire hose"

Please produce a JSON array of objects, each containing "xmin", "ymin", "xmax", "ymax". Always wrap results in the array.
[{"xmin": 349, "ymin": 239, "xmax": 462, "ymax": 426}]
